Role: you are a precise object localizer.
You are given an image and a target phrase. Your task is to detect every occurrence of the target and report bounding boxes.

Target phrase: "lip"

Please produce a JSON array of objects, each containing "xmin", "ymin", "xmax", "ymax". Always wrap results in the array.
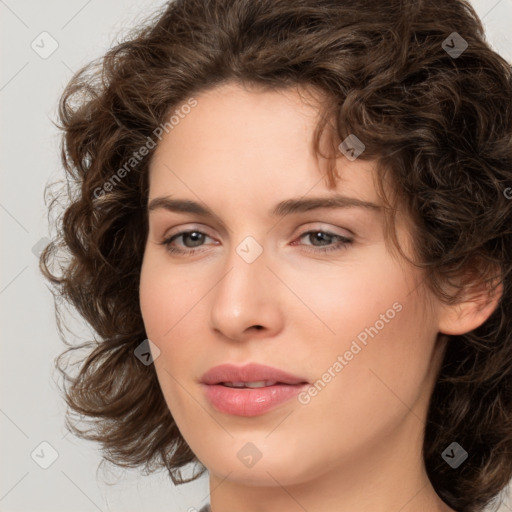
[
  {"xmin": 201, "ymin": 363, "xmax": 309, "ymax": 417},
  {"xmin": 201, "ymin": 362, "xmax": 308, "ymax": 386}
]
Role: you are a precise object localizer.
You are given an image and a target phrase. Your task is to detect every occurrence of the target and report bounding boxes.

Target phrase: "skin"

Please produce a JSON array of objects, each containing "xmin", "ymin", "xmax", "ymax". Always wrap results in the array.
[{"xmin": 139, "ymin": 81, "xmax": 498, "ymax": 512}]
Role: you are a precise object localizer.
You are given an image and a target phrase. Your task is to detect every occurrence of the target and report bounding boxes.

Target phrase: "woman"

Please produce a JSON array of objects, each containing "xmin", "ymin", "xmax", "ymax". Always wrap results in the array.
[{"xmin": 41, "ymin": 0, "xmax": 512, "ymax": 511}]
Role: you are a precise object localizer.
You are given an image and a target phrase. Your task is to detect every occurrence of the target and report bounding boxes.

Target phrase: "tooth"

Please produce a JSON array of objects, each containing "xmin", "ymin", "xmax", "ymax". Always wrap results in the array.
[
  {"xmin": 222, "ymin": 380, "xmax": 278, "ymax": 388},
  {"xmin": 245, "ymin": 380, "xmax": 278, "ymax": 388},
  {"xmin": 223, "ymin": 382, "xmax": 246, "ymax": 388}
]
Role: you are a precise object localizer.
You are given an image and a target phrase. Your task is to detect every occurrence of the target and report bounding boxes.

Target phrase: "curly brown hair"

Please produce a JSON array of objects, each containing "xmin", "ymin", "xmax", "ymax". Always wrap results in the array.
[{"xmin": 40, "ymin": 0, "xmax": 512, "ymax": 510}]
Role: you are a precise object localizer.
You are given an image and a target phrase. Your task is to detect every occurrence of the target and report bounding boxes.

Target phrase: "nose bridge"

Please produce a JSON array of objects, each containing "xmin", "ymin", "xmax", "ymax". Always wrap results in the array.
[{"xmin": 209, "ymin": 234, "xmax": 282, "ymax": 339}]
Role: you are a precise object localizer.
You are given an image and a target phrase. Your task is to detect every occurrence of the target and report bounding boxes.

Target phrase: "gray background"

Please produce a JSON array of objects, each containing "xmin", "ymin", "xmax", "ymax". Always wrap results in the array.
[{"xmin": 1, "ymin": 1, "xmax": 511, "ymax": 511}]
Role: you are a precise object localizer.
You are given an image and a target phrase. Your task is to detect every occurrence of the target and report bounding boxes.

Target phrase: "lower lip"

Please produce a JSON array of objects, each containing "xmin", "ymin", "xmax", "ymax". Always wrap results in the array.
[{"xmin": 202, "ymin": 383, "xmax": 308, "ymax": 417}]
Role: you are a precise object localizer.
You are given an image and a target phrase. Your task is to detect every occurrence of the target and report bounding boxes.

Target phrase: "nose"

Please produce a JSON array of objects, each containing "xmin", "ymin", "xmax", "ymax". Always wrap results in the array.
[{"xmin": 209, "ymin": 244, "xmax": 284, "ymax": 342}]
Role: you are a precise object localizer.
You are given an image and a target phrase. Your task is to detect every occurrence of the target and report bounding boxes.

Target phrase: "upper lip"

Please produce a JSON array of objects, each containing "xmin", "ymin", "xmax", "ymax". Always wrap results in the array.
[{"xmin": 201, "ymin": 363, "xmax": 309, "ymax": 385}]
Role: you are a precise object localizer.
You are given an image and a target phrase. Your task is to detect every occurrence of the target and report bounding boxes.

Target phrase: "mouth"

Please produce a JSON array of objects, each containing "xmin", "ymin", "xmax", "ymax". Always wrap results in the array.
[
  {"xmin": 200, "ymin": 362, "xmax": 309, "ymax": 387},
  {"xmin": 200, "ymin": 363, "xmax": 309, "ymax": 416},
  {"xmin": 219, "ymin": 380, "xmax": 305, "ymax": 388}
]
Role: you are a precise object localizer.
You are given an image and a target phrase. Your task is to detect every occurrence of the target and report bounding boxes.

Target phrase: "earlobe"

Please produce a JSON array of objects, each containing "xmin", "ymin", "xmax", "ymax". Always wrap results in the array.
[{"xmin": 438, "ymin": 280, "xmax": 503, "ymax": 336}]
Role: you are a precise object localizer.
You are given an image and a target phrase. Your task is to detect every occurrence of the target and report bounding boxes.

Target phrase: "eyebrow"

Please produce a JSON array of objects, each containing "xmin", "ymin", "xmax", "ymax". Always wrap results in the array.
[{"xmin": 147, "ymin": 194, "xmax": 382, "ymax": 218}]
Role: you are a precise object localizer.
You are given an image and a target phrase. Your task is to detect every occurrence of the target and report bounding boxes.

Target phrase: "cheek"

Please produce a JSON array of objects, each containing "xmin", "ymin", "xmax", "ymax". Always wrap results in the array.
[
  {"xmin": 139, "ymin": 256, "xmax": 196, "ymax": 415},
  {"xmin": 139, "ymin": 252, "xmax": 197, "ymax": 339},
  {"xmin": 280, "ymin": 250, "xmax": 410, "ymax": 344},
  {"xmin": 139, "ymin": 270, "xmax": 167, "ymax": 340},
  {"xmin": 139, "ymin": 252, "xmax": 208, "ymax": 381},
  {"xmin": 291, "ymin": 255, "xmax": 435, "ymax": 411},
  {"xmin": 305, "ymin": 296, "xmax": 436, "ymax": 434}
]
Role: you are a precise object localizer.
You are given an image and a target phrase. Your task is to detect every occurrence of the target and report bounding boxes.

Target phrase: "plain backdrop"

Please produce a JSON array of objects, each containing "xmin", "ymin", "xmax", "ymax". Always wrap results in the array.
[{"xmin": 1, "ymin": 1, "xmax": 512, "ymax": 511}]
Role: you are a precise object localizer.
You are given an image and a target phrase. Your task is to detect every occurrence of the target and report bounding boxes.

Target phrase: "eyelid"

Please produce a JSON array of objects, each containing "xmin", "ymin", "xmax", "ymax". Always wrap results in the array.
[
  {"xmin": 162, "ymin": 222, "xmax": 353, "ymax": 241},
  {"xmin": 162, "ymin": 223, "xmax": 216, "ymax": 239},
  {"xmin": 160, "ymin": 222, "xmax": 356, "ymax": 258},
  {"xmin": 294, "ymin": 222, "xmax": 354, "ymax": 238}
]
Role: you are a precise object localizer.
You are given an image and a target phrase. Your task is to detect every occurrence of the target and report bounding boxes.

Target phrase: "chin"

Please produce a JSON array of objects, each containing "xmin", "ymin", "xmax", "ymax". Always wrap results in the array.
[{"xmin": 201, "ymin": 442, "xmax": 322, "ymax": 488}]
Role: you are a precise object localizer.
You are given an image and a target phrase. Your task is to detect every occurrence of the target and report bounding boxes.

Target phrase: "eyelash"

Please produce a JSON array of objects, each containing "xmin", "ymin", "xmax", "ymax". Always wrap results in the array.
[{"xmin": 160, "ymin": 229, "xmax": 353, "ymax": 255}]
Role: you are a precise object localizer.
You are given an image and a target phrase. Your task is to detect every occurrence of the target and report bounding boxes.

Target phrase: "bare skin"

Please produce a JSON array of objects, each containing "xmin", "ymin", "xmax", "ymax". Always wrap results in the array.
[{"xmin": 139, "ymin": 81, "xmax": 499, "ymax": 512}]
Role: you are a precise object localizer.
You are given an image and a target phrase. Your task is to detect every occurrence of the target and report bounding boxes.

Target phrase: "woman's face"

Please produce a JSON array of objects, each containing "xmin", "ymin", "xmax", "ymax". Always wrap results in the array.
[{"xmin": 139, "ymin": 82, "xmax": 448, "ymax": 489}]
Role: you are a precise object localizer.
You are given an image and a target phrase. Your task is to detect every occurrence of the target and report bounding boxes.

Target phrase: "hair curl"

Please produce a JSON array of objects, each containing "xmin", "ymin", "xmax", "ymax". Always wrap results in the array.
[{"xmin": 40, "ymin": 0, "xmax": 512, "ymax": 510}]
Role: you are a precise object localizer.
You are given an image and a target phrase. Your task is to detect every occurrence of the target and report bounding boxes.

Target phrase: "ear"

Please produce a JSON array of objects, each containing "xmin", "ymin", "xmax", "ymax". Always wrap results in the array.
[{"xmin": 437, "ymin": 271, "xmax": 503, "ymax": 336}]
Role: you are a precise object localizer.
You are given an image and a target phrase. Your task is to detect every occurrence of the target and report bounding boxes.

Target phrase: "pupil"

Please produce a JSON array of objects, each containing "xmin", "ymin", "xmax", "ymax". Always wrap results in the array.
[
  {"xmin": 186, "ymin": 232, "xmax": 203, "ymax": 247},
  {"xmin": 312, "ymin": 232, "xmax": 331, "ymax": 246}
]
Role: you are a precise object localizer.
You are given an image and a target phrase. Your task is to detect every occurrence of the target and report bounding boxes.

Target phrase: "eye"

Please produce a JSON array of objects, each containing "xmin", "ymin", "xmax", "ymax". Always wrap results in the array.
[
  {"xmin": 160, "ymin": 228, "xmax": 353, "ymax": 256},
  {"xmin": 160, "ymin": 230, "xmax": 215, "ymax": 255},
  {"xmin": 292, "ymin": 230, "xmax": 353, "ymax": 253}
]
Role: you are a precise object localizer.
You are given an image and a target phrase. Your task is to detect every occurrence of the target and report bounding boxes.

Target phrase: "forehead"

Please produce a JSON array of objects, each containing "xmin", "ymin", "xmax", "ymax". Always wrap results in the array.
[
  {"xmin": 148, "ymin": 81, "xmax": 380, "ymax": 205},
  {"xmin": 145, "ymin": 83, "xmax": 421, "ymax": 263}
]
